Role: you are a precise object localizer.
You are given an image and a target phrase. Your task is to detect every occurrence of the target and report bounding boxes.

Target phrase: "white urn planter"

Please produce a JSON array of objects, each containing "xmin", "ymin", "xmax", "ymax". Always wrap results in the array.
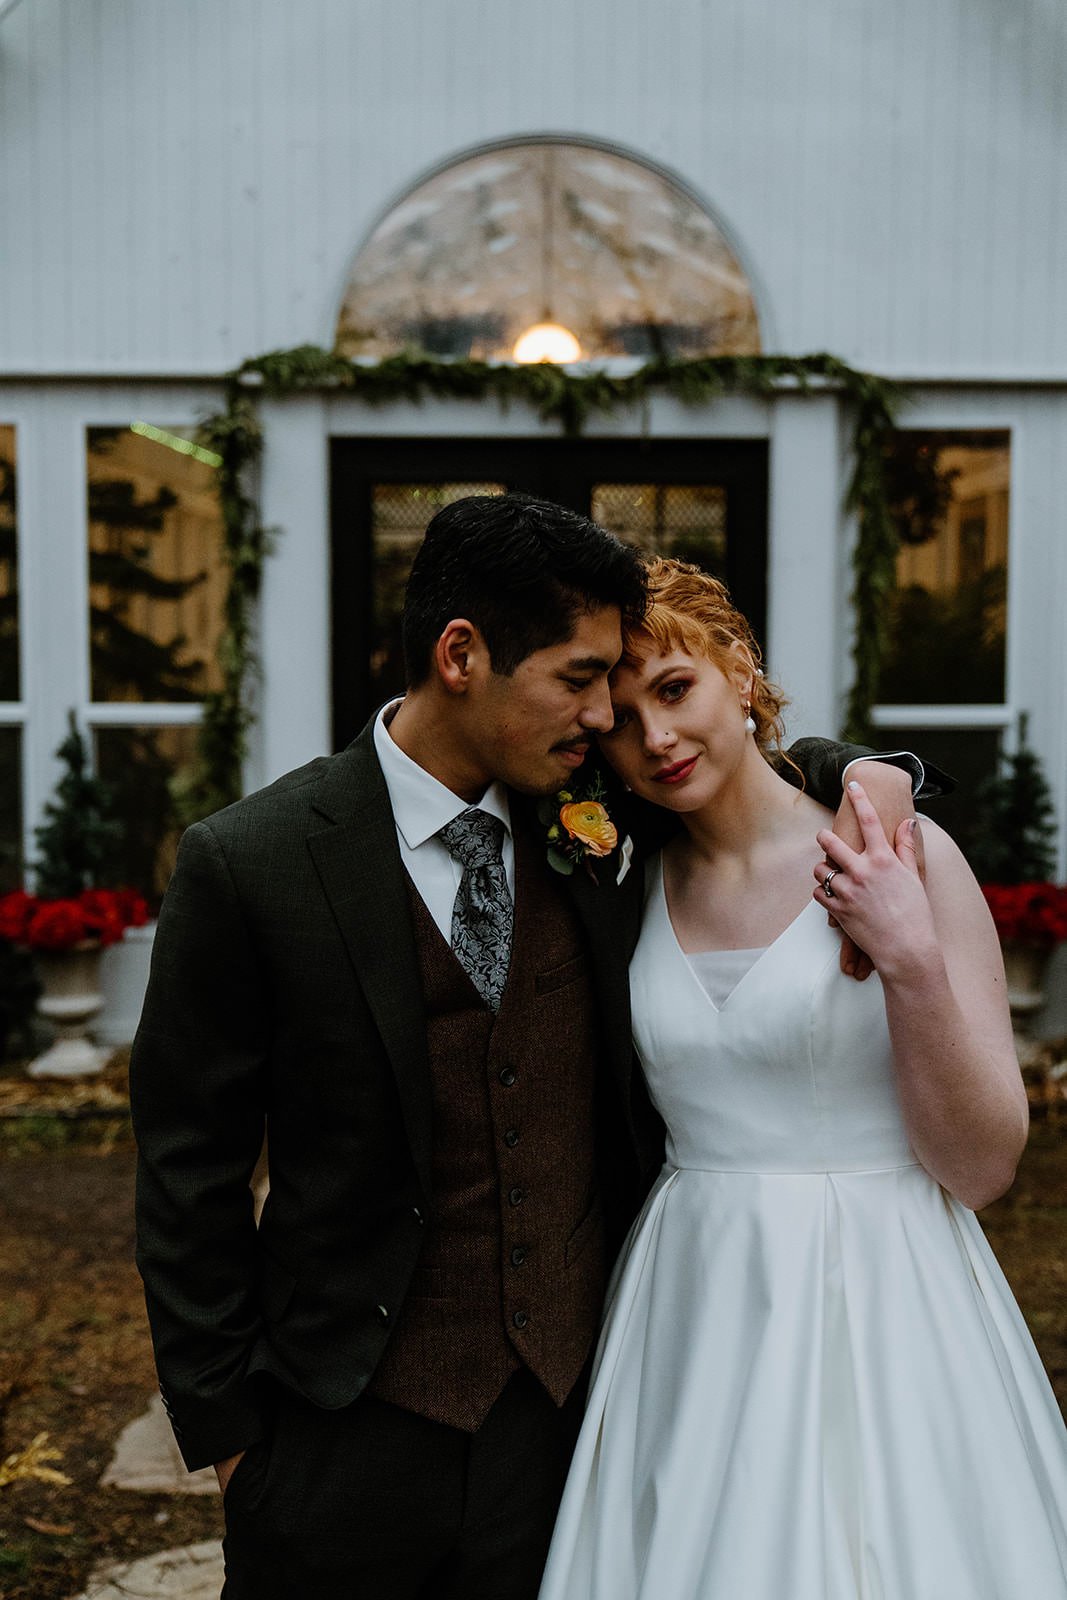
[
  {"xmin": 27, "ymin": 942, "xmax": 109, "ymax": 1079},
  {"xmin": 1000, "ymin": 942, "xmax": 1052, "ymax": 1063}
]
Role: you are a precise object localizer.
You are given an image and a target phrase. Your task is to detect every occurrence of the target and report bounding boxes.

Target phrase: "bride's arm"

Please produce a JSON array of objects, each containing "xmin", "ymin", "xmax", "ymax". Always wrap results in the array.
[{"xmin": 814, "ymin": 784, "xmax": 1028, "ymax": 1210}]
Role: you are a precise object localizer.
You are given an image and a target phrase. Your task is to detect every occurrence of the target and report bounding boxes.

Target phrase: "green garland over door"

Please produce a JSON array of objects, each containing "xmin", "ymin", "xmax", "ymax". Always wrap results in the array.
[{"xmin": 185, "ymin": 345, "xmax": 905, "ymax": 818}]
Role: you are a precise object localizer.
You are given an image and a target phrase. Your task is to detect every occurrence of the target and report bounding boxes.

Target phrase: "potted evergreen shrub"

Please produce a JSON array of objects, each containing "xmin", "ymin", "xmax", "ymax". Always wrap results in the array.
[{"xmin": 968, "ymin": 715, "xmax": 1067, "ymax": 1032}]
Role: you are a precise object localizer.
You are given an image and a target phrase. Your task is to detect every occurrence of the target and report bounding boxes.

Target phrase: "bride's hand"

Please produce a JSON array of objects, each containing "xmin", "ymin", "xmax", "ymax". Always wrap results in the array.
[
  {"xmin": 814, "ymin": 782, "xmax": 939, "ymax": 982},
  {"xmin": 828, "ymin": 760, "xmax": 916, "ymax": 981}
]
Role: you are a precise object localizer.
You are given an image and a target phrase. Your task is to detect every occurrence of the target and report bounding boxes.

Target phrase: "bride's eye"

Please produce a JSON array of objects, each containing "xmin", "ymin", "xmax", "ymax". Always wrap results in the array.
[
  {"xmin": 661, "ymin": 680, "xmax": 690, "ymax": 703},
  {"xmin": 605, "ymin": 708, "xmax": 630, "ymax": 735}
]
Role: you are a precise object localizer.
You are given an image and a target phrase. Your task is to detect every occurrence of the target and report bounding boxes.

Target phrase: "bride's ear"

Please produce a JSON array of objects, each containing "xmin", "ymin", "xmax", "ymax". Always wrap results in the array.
[{"xmin": 725, "ymin": 639, "xmax": 757, "ymax": 702}]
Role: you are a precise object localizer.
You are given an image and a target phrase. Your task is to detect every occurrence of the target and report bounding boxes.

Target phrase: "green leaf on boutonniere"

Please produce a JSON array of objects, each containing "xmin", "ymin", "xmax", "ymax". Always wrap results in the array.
[{"xmin": 546, "ymin": 846, "xmax": 575, "ymax": 876}]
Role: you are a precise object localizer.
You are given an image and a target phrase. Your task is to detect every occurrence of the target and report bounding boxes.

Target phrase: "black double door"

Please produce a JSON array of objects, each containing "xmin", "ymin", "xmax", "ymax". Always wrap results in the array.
[{"xmin": 329, "ymin": 436, "xmax": 768, "ymax": 748}]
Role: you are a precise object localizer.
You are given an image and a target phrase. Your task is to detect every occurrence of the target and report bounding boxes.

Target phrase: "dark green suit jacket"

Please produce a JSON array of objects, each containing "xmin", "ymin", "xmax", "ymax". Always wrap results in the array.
[{"xmin": 130, "ymin": 726, "xmax": 942, "ymax": 1470}]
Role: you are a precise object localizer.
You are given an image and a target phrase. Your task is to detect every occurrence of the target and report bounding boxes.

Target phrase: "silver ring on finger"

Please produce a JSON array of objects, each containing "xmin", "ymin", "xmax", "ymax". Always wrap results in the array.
[{"xmin": 822, "ymin": 868, "xmax": 839, "ymax": 898}]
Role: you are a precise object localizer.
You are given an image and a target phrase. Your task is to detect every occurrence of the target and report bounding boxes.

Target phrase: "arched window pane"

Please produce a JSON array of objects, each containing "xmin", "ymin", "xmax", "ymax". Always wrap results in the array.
[{"xmin": 338, "ymin": 143, "xmax": 761, "ymax": 363}]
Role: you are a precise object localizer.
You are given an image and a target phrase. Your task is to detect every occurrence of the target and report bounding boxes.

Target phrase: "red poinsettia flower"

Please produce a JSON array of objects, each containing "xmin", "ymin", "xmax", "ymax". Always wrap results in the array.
[
  {"xmin": 25, "ymin": 898, "xmax": 92, "ymax": 951},
  {"xmin": 982, "ymin": 882, "xmax": 1067, "ymax": 947},
  {"xmin": 108, "ymin": 888, "xmax": 150, "ymax": 929},
  {"xmin": 0, "ymin": 885, "xmax": 153, "ymax": 952},
  {"xmin": 0, "ymin": 889, "xmax": 39, "ymax": 944}
]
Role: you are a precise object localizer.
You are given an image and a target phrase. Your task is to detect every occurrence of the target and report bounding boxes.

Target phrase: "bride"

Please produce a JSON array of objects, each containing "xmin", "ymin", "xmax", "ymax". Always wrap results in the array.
[{"xmin": 538, "ymin": 558, "xmax": 1067, "ymax": 1599}]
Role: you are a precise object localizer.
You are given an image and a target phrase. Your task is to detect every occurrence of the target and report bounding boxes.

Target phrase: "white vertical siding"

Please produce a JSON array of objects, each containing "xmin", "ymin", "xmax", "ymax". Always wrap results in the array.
[
  {"xmin": 765, "ymin": 394, "xmax": 845, "ymax": 738},
  {"xmin": 1, "ymin": 0, "xmax": 1065, "ymax": 376},
  {"xmin": 252, "ymin": 396, "xmax": 332, "ymax": 790}
]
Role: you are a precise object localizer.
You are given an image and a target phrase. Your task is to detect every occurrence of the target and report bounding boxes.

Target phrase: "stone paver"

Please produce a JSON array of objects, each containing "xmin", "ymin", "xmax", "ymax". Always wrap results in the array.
[
  {"xmin": 70, "ymin": 1540, "xmax": 224, "ymax": 1600},
  {"xmin": 101, "ymin": 1396, "xmax": 218, "ymax": 1496}
]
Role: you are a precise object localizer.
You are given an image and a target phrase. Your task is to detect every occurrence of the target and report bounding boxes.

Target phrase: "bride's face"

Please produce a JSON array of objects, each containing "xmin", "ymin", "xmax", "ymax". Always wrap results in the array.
[{"xmin": 601, "ymin": 641, "xmax": 754, "ymax": 813}]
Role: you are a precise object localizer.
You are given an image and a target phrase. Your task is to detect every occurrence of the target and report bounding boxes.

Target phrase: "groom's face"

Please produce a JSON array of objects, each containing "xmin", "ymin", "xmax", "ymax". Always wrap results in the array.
[{"xmin": 467, "ymin": 603, "xmax": 623, "ymax": 795}]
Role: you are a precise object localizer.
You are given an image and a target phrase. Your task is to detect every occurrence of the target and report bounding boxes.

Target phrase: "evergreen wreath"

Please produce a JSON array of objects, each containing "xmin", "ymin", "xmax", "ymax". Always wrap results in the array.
[{"xmin": 192, "ymin": 346, "xmax": 905, "ymax": 813}]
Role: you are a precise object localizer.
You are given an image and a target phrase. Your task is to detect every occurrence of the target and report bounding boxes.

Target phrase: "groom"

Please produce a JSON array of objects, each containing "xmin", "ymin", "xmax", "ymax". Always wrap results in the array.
[{"xmin": 130, "ymin": 492, "xmax": 923, "ymax": 1598}]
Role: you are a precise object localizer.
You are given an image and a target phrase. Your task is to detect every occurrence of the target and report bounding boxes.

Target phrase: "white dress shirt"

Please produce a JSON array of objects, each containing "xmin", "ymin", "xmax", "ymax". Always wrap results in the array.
[
  {"xmin": 841, "ymin": 750, "xmax": 926, "ymax": 795},
  {"xmin": 373, "ymin": 700, "xmax": 515, "ymax": 944}
]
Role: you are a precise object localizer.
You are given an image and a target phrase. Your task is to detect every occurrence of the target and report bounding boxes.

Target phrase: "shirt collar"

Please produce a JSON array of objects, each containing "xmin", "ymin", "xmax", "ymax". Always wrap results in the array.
[{"xmin": 373, "ymin": 699, "xmax": 512, "ymax": 851}]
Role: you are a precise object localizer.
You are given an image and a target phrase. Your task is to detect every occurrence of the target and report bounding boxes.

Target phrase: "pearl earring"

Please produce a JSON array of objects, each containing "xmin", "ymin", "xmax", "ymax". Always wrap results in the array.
[{"xmin": 743, "ymin": 702, "xmax": 756, "ymax": 734}]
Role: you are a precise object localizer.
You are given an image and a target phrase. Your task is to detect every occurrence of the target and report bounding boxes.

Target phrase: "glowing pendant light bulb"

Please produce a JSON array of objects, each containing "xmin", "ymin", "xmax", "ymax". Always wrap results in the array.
[{"xmin": 512, "ymin": 321, "xmax": 582, "ymax": 364}]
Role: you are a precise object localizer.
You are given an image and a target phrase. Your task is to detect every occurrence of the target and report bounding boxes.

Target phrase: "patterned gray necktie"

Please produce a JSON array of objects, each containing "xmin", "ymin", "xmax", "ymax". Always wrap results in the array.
[{"xmin": 438, "ymin": 807, "xmax": 513, "ymax": 1012}]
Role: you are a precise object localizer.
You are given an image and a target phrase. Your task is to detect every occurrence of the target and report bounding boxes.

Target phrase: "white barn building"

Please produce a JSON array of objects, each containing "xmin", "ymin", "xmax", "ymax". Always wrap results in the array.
[{"xmin": 1, "ymin": 0, "xmax": 1066, "ymax": 1032}]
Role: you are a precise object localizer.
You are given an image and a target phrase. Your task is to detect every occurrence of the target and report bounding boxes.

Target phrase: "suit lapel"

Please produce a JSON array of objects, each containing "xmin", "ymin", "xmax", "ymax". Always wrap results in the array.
[{"xmin": 306, "ymin": 730, "xmax": 433, "ymax": 1201}]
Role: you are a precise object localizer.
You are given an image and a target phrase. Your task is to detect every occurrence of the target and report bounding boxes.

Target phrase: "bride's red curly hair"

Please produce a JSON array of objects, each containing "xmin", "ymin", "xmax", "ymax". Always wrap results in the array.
[{"xmin": 620, "ymin": 556, "xmax": 796, "ymax": 773}]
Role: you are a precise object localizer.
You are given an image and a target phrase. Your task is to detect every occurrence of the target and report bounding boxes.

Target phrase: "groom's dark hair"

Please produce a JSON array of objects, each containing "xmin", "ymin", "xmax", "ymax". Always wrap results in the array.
[{"xmin": 402, "ymin": 492, "xmax": 649, "ymax": 685}]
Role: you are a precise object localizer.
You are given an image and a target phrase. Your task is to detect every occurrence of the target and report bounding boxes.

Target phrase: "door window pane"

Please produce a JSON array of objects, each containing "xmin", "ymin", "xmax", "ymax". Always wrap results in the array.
[
  {"xmin": 880, "ymin": 432, "xmax": 1010, "ymax": 706},
  {"xmin": 369, "ymin": 483, "xmax": 505, "ymax": 705},
  {"xmin": 94, "ymin": 724, "xmax": 200, "ymax": 902},
  {"xmin": 0, "ymin": 425, "xmax": 18, "ymax": 701},
  {"xmin": 87, "ymin": 425, "xmax": 226, "ymax": 704},
  {"xmin": 591, "ymin": 484, "xmax": 727, "ymax": 577},
  {"xmin": 0, "ymin": 727, "xmax": 23, "ymax": 893}
]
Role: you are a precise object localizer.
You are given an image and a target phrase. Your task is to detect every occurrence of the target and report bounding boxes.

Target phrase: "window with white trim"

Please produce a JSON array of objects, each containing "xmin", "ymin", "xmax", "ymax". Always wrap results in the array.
[
  {"xmin": 86, "ymin": 424, "xmax": 226, "ymax": 899},
  {"xmin": 873, "ymin": 430, "xmax": 1011, "ymax": 856}
]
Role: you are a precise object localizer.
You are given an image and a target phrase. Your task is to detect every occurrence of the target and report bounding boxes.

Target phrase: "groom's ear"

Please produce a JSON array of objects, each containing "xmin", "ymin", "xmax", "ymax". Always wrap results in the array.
[{"xmin": 434, "ymin": 619, "xmax": 487, "ymax": 696}]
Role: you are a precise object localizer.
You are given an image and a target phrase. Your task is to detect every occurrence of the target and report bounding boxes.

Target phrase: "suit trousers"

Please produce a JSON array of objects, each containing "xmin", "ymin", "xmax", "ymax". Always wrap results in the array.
[{"xmin": 220, "ymin": 1369, "xmax": 586, "ymax": 1600}]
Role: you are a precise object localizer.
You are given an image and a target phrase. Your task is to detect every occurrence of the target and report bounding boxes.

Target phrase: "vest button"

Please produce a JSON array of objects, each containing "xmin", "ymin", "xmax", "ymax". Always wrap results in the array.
[
  {"xmin": 508, "ymin": 1187, "xmax": 525, "ymax": 1206},
  {"xmin": 512, "ymin": 1310, "xmax": 529, "ymax": 1330},
  {"xmin": 499, "ymin": 1067, "xmax": 517, "ymax": 1087},
  {"xmin": 376, "ymin": 1304, "xmax": 390, "ymax": 1324},
  {"xmin": 510, "ymin": 1246, "xmax": 528, "ymax": 1267},
  {"xmin": 412, "ymin": 1206, "xmax": 424, "ymax": 1224},
  {"xmin": 504, "ymin": 1128, "xmax": 519, "ymax": 1148}
]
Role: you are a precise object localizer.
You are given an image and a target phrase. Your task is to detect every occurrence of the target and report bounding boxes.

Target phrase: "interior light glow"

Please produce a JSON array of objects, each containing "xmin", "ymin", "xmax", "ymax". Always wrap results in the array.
[
  {"xmin": 512, "ymin": 322, "xmax": 582, "ymax": 364},
  {"xmin": 131, "ymin": 421, "xmax": 223, "ymax": 468}
]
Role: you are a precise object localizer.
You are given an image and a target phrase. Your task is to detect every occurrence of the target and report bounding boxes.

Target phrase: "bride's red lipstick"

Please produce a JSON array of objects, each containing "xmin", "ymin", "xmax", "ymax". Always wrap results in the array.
[{"xmin": 653, "ymin": 756, "xmax": 698, "ymax": 784}]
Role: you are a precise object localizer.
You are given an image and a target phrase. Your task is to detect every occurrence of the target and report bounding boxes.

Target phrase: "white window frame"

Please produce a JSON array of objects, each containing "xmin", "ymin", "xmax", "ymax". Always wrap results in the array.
[
  {"xmin": 5, "ymin": 379, "xmax": 1064, "ymax": 888},
  {"xmin": 870, "ymin": 391, "xmax": 1066, "ymax": 878},
  {"xmin": 3, "ymin": 383, "xmax": 220, "ymax": 880}
]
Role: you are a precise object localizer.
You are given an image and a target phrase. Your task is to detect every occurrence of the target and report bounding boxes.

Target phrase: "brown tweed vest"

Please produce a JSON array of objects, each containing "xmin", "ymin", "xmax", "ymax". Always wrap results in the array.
[{"xmin": 366, "ymin": 823, "xmax": 606, "ymax": 1431}]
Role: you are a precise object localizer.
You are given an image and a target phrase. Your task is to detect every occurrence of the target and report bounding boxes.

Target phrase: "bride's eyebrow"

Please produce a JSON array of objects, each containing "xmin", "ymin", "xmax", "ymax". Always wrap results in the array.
[{"xmin": 647, "ymin": 663, "xmax": 689, "ymax": 690}]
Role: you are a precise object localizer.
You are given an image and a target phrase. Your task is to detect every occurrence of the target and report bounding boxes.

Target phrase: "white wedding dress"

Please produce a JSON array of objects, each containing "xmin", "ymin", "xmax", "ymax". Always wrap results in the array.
[{"xmin": 539, "ymin": 857, "xmax": 1067, "ymax": 1599}]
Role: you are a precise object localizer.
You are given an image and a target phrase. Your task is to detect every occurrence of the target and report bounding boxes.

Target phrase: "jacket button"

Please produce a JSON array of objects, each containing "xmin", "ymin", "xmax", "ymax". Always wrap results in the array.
[
  {"xmin": 376, "ymin": 1304, "xmax": 390, "ymax": 1324},
  {"xmin": 499, "ymin": 1067, "xmax": 517, "ymax": 1087},
  {"xmin": 513, "ymin": 1310, "xmax": 529, "ymax": 1329},
  {"xmin": 412, "ymin": 1206, "xmax": 424, "ymax": 1224},
  {"xmin": 510, "ymin": 1246, "xmax": 527, "ymax": 1267},
  {"xmin": 504, "ymin": 1128, "xmax": 519, "ymax": 1148},
  {"xmin": 508, "ymin": 1187, "xmax": 525, "ymax": 1206}
]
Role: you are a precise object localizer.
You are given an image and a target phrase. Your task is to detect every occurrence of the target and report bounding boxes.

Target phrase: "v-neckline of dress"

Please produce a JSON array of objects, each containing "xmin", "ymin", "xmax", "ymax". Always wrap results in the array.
[{"xmin": 654, "ymin": 854, "xmax": 821, "ymax": 1015}]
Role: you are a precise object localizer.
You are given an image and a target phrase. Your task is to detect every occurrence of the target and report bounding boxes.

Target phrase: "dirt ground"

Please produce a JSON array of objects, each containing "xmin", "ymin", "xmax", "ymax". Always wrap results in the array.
[
  {"xmin": 0, "ymin": 1121, "xmax": 223, "ymax": 1600},
  {"xmin": 1, "ymin": 1112, "xmax": 1066, "ymax": 1600}
]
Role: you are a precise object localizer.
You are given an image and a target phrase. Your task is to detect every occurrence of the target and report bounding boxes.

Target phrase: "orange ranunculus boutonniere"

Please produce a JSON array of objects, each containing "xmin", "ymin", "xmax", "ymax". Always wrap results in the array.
[
  {"xmin": 560, "ymin": 802, "xmax": 617, "ymax": 858},
  {"xmin": 538, "ymin": 773, "xmax": 619, "ymax": 880}
]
